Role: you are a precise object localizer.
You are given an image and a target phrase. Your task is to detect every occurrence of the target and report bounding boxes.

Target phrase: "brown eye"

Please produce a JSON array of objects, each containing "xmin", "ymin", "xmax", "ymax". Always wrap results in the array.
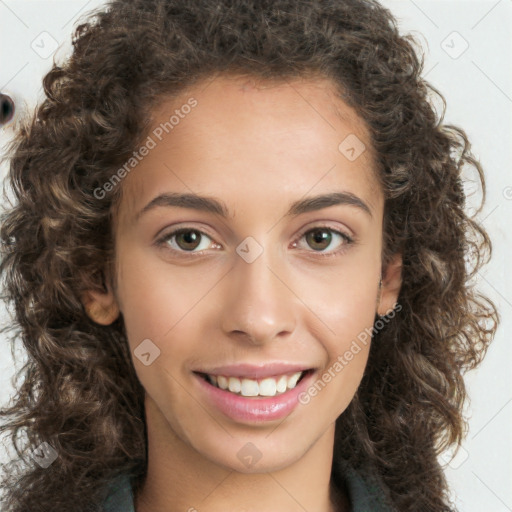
[
  {"xmin": 158, "ymin": 228, "xmax": 214, "ymax": 253},
  {"xmin": 294, "ymin": 225, "xmax": 354, "ymax": 257},
  {"xmin": 305, "ymin": 228, "xmax": 333, "ymax": 251},
  {"xmin": 172, "ymin": 229, "xmax": 206, "ymax": 251}
]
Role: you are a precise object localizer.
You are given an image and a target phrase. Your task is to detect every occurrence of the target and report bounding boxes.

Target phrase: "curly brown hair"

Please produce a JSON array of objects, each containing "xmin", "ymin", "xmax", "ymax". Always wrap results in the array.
[{"xmin": 0, "ymin": 0, "xmax": 499, "ymax": 510}]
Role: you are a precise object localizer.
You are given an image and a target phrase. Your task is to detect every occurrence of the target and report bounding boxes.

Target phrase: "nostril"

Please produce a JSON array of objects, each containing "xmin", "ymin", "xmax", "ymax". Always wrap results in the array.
[{"xmin": 0, "ymin": 93, "xmax": 15, "ymax": 126}]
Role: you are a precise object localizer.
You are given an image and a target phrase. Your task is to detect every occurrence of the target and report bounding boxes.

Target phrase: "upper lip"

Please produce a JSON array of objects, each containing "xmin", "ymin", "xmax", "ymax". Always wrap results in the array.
[{"xmin": 193, "ymin": 363, "xmax": 314, "ymax": 379}]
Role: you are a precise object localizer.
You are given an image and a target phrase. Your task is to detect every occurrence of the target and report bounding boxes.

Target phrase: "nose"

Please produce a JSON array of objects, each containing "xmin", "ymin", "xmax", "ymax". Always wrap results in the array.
[{"xmin": 220, "ymin": 240, "xmax": 297, "ymax": 346}]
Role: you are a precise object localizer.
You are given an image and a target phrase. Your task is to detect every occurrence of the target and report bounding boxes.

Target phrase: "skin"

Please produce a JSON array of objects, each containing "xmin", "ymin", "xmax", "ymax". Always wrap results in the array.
[{"xmin": 83, "ymin": 74, "xmax": 402, "ymax": 512}]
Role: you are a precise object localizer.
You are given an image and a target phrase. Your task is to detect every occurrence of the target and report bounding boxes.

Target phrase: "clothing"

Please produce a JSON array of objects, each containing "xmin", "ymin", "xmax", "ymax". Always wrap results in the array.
[{"xmin": 102, "ymin": 459, "xmax": 394, "ymax": 512}]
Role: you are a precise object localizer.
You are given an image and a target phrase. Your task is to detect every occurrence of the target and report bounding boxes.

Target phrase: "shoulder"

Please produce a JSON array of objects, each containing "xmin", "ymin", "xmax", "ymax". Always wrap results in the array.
[
  {"xmin": 332, "ymin": 458, "xmax": 396, "ymax": 512},
  {"xmin": 101, "ymin": 474, "xmax": 135, "ymax": 512}
]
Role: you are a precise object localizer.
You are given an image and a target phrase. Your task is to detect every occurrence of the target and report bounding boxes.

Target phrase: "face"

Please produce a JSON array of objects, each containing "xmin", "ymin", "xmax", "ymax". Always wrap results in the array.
[{"xmin": 85, "ymin": 74, "xmax": 401, "ymax": 473}]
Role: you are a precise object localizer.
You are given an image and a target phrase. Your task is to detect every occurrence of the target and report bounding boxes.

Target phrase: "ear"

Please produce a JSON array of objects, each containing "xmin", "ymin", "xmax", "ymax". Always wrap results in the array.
[
  {"xmin": 377, "ymin": 252, "xmax": 402, "ymax": 316},
  {"xmin": 81, "ymin": 281, "xmax": 120, "ymax": 326}
]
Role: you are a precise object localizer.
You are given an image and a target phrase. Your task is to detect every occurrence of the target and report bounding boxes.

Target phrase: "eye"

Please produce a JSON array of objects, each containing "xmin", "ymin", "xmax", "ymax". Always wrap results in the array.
[
  {"xmin": 155, "ymin": 224, "xmax": 354, "ymax": 258},
  {"xmin": 156, "ymin": 228, "xmax": 216, "ymax": 253},
  {"xmin": 292, "ymin": 225, "xmax": 354, "ymax": 257}
]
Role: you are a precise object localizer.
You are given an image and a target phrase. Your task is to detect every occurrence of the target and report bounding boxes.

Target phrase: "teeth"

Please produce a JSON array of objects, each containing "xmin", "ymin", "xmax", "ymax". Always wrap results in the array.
[
  {"xmin": 205, "ymin": 371, "xmax": 305, "ymax": 397},
  {"xmin": 217, "ymin": 375, "xmax": 228, "ymax": 390},
  {"xmin": 241, "ymin": 378, "xmax": 259, "ymax": 396},
  {"xmin": 228, "ymin": 377, "xmax": 241, "ymax": 393},
  {"xmin": 276, "ymin": 375, "xmax": 288, "ymax": 393},
  {"xmin": 287, "ymin": 372, "xmax": 301, "ymax": 388},
  {"xmin": 259, "ymin": 377, "xmax": 276, "ymax": 396}
]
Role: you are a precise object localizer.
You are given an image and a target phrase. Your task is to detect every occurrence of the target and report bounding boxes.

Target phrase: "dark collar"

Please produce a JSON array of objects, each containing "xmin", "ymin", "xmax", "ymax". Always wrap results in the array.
[
  {"xmin": 331, "ymin": 458, "xmax": 394, "ymax": 511},
  {"xmin": 103, "ymin": 461, "xmax": 394, "ymax": 512}
]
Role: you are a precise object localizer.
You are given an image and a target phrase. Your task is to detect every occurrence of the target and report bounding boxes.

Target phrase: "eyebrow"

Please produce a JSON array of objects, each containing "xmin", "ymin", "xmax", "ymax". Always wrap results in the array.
[{"xmin": 134, "ymin": 190, "xmax": 373, "ymax": 223}]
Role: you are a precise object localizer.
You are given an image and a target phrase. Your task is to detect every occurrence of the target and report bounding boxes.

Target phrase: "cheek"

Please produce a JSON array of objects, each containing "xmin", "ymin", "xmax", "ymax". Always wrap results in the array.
[
  {"xmin": 114, "ymin": 245, "xmax": 208, "ymax": 398},
  {"xmin": 115, "ymin": 243, "xmax": 202, "ymax": 345},
  {"xmin": 295, "ymin": 252, "xmax": 380, "ymax": 342},
  {"xmin": 296, "ymin": 327, "xmax": 371, "ymax": 423},
  {"xmin": 293, "ymin": 252, "xmax": 379, "ymax": 406},
  {"xmin": 299, "ymin": 301, "xmax": 373, "ymax": 420}
]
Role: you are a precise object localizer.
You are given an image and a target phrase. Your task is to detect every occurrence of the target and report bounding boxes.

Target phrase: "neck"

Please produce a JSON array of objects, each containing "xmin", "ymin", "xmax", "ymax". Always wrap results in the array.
[{"xmin": 134, "ymin": 396, "xmax": 348, "ymax": 512}]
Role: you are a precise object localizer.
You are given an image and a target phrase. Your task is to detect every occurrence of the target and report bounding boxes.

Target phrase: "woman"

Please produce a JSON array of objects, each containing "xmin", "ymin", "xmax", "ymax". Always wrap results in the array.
[{"xmin": 0, "ymin": 0, "xmax": 498, "ymax": 510}]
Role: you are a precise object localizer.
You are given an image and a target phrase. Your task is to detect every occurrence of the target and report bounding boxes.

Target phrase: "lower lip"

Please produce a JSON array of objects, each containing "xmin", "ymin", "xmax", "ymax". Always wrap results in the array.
[{"xmin": 193, "ymin": 370, "xmax": 316, "ymax": 423}]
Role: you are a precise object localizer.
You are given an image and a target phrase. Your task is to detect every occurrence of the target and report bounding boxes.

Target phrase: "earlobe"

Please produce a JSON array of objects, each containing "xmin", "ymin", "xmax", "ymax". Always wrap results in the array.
[
  {"xmin": 81, "ymin": 286, "xmax": 120, "ymax": 325},
  {"xmin": 377, "ymin": 252, "xmax": 402, "ymax": 317}
]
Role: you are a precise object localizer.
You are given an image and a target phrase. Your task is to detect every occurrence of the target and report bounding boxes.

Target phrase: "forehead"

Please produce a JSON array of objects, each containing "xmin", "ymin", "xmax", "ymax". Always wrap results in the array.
[{"xmin": 115, "ymin": 74, "xmax": 381, "ymax": 227}]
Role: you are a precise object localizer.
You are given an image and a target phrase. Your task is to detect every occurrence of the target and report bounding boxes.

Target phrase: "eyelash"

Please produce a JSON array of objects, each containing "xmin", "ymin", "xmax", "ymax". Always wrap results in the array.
[{"xmin": 155, "ymin": 224, "xmax": 355, "ymax": 260}]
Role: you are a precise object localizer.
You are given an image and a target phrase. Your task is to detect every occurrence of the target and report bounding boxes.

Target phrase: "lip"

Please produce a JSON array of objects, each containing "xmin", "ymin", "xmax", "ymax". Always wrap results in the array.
[
  {"xmin": 193, "ymin": 368, "xmax": 316, "ymax": 423},
  {"xmin": 192, "ymin": 362, "xmax": 313, "ymax": 379}
]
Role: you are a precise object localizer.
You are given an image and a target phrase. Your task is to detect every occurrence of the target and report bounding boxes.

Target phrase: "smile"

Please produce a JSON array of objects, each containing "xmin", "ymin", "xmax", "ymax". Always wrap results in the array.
[
  {"xmin": 197, "ymin": 370, "xmax": 310, "ymax": 398},
  {"xmin": 193, "ymin": 369, "xmax": 316, "ymax": 423}
]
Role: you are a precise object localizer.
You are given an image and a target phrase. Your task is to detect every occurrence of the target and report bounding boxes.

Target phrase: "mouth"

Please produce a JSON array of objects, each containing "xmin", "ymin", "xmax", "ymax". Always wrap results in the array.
[
  {"xmin": 192, "ymin": 367, "xmax": 318, "ymax": 423},
  {"xmin": 193, "ymin": 369, "xmax": 314, "ymax": 398}
]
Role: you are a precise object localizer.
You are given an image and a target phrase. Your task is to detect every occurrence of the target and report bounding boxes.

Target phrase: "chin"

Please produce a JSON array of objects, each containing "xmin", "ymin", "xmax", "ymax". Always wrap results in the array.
[{"xmin": 196, "ymin": 434, "xmax": 306, "ymax": 474}]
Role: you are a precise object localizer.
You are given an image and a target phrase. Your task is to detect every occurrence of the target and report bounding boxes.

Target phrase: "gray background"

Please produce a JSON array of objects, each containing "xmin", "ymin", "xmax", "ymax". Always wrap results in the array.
[{"xmin": 0, "ymin": 1, "xmax": 510, "ymax": 510}]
